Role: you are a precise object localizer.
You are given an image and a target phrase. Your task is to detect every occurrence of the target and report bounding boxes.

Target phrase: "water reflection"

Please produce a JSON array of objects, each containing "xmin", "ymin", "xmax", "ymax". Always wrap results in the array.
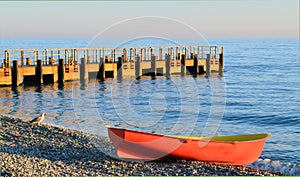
[
  {"xmin": 11, "ymin": 87, "xmax": 20, "ymax": 115},
  {"xmin": 1, "ymin": 82, "xmax": 79, "ymax": 127},
  {"xmin": 0, "ymin": 76, "xmax": 217, "ymax": 132}
]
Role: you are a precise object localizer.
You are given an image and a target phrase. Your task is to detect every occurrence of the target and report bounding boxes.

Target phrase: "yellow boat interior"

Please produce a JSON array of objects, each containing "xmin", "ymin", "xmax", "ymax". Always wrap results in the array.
[{"xmin": 170, "ymin": 133, "xmax": 271, "ymax": 142}]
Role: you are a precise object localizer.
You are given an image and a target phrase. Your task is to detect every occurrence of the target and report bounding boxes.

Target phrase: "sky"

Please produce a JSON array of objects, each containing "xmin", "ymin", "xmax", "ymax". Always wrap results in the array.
[{"xmin": 0, "ymin": 0, "xmax": 299, "ymax": 39}]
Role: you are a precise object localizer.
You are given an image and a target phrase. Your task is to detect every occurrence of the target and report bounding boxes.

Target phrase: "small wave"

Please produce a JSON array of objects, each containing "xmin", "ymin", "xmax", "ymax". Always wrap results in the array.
[{"xmin": 248, "ymin": 158, "xmax": 300, "ymax": 176}]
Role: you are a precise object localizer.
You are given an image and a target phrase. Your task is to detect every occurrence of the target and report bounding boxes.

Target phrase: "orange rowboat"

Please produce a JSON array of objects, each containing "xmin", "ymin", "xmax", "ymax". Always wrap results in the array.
[{"xmin": 108, "ymin": 127, "xmax": 271, "ymax": 165}]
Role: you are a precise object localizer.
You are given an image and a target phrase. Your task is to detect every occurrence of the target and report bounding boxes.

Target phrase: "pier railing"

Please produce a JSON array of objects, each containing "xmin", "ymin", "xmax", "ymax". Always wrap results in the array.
[
  {"xmin": 1, "ymin": 46, "xmax": 223, "ymax": 67},
  {"xmin": 0, "ymin": 46, "xmax": 224, "ymax": 86}
]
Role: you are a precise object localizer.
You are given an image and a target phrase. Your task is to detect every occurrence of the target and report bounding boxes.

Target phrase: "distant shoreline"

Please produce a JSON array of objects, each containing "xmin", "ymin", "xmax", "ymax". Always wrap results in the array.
[{"xmin": 0, "ymin": 115, "xmax": 283, "ymax": 176}]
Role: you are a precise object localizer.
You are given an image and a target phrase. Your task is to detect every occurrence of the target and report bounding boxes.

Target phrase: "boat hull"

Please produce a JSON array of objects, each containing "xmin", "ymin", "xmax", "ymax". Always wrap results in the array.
[{"xmin": 108, "ymin": 127, "xmax": 270, "ymax": 165}]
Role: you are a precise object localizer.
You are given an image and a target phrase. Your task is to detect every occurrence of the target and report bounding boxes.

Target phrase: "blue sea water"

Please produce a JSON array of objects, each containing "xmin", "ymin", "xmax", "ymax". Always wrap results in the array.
[{"xmin": 0, "ymin": 38, "xmax": 299, "ymax": 174}]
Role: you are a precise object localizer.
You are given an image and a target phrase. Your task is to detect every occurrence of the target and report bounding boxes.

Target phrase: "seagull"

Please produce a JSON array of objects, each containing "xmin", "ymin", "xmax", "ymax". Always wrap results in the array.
[{"xmin": 30, "ymin": 113, "xmax": 46, "ymax": 123}]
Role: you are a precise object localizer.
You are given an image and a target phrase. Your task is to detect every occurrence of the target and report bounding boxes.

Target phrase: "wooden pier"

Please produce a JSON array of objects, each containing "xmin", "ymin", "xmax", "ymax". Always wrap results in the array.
[{"xmin": 0, "ymin": 46, "xmax": 224, "ymax": 86}]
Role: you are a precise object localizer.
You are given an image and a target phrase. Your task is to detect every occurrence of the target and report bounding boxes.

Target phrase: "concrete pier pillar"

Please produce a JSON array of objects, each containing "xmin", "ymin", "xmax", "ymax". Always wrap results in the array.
[
  {"xmin": 97, "ymin": 57, "xmax": 105, "ymax": 79},
  {"xmin": 26, "ymin": 58, "xmax": 32, "ymax": 66},
  {"xmin": 36, "ymin": 59, "xmax": 43, "ymax": 84},
  {"xmin": 80, "ymin": 58, "xmax": 88, "ymax": 82},
  {"xmin": 193, "ymin": 54, "xmax": 198, "ymax": 75},
  {"xmin": 51, "ymin": 50, "xmax": 54, "ymax": 62},
  {"xmin": 4, "ymin": 50, "xmax": 10, "ymax": 69},
  {"xmin": 135, "ymin": 55, "xmax": 141, "ymax": 79},
  {"xmin": 165, "ymin": 54, "xmax": 171, "ymax": 78},
  {"xmin": 176, "ymin": 53, "xmax": 180, "ymax": 67},
  {"xmin": 87, "ymin": 56, "xmax": 93, "ymax": 64},
  {"xmin": 58, "ymin": 50, "xmax": 61, "ymax": 61},
  {"xmin": 117, "ymin": 56, "xmax": 123, "ymax": 80},
  {"xmin": 206, "ymin": 54, "xmax": 211, "ymax": 76},
  {"xmin": 151, "ymin": 54, "xmax": 157, "ymax": 76},
  {"xmin": 219, "ymin": 53, "xmax": 223, "ymax": 76},
  {"xmin": 58, "ymin": 58, "xmax": 64, "ymax": 83},
  {"xmin": 12, "ymin": 60, "xmax": 19, "ymax": 87},
  {"xmin": 21, "ymin": 50, "xmax": 24, "ymax": 67},
  {"xmin": 181, "ymin": 54, "xmax": 186, "ymax": 76}
]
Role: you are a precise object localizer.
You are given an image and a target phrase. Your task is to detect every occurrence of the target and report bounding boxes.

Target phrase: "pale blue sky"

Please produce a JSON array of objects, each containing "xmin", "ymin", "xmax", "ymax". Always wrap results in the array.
[{"xmin": 0, "ymin": 0, "xmax": 298, "ymax": 39}]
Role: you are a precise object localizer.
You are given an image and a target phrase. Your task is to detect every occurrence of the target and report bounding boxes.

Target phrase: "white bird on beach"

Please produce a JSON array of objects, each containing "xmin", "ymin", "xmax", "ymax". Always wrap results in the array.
[{"xmin": 30, "ymin": 113, "xmax": 46, "ymax": 123}]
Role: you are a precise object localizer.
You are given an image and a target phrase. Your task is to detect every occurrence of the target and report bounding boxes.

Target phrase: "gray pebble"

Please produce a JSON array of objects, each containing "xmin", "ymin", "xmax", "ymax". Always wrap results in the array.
[{"xmin": 0, "ymin": 115, "xmax": 283, "ymax": 176}]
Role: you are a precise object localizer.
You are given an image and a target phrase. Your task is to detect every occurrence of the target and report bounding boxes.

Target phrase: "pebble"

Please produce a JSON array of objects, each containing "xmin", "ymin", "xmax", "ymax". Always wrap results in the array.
[{"xmin": 0, "ymin": 115, "xmax": 284, "ymax": 176}]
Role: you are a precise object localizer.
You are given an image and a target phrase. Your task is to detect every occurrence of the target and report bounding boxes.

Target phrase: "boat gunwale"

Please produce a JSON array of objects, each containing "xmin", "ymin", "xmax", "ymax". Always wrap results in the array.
[{"xmin": 108, "ymin": 127, "xmax": 271, "ymax": 143}]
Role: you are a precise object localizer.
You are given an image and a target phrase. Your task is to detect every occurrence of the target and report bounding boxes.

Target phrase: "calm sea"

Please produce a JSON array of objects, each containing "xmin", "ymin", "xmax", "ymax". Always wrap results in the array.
[{"xmin": 0, "ymin": 39, "xmax": 299, "ymax": 168}]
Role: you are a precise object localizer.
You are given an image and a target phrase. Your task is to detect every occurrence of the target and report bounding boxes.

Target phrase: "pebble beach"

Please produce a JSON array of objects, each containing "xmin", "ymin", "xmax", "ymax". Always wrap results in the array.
[{"xmin": 0, "ymin": 115, "xmax": 283, "ymax": 176}]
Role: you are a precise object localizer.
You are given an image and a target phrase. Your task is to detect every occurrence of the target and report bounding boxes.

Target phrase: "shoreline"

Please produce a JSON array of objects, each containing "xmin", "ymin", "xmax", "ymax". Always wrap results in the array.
[{"xmin": 0, "ymin": 115, "xmax": 283, "ymax": 176}]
